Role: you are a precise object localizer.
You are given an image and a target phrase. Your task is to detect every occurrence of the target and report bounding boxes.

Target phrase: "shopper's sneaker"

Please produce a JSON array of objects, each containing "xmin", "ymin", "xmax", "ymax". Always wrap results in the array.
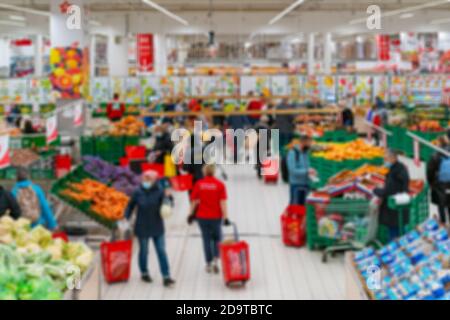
[
  {"xmin": 141, "ymin": 274, "xmax": 153, "ymax": 283},
  {"xmin": 163, "ymin": 278, "xmax": 175, "ymax": 287},
  {"xmin": 212, "ymin": 262, "xmax": 220, "ymax": 274},
  {"xmin": 205, "ymin": 264, "xmax": 213, "ymax": 273}
]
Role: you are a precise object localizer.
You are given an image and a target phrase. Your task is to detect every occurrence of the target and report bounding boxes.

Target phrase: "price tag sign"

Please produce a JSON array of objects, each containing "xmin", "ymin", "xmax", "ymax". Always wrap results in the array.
[
  {"xmin": 46, "ymin": 114, "xmax": 58, "ymax": 144},
  {"xmin": 413, "ymin": 139, "xmax": 421, "ymax": 167},
  {"xmin": 0, "ymin": 135, "xmax": 10, "ymax": 169}
]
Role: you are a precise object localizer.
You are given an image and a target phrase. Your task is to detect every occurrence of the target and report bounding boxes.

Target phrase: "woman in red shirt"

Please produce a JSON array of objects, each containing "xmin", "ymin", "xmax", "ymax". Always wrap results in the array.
[
  {"xmin": 188, "ymin": 164, "xmax": 230, "ymax": 273},
  {"xmin": 106, "ymin": 93, "xmax": 125, "ymax": 122}
]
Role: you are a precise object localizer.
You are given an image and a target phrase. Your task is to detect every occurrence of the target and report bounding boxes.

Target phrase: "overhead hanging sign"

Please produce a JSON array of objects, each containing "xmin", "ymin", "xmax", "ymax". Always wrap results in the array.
[
  {"xmin": 46, "ymin": 114, "xmax": 58, "ymax": 144},
  {"xmin": 0, "ymin": 135, "xmax": 10, "ymax": 169},
  {"xmin": 73, "ymin": 102, "xmax": 83, "ymax": 127},
  {"xmin": 137, "ymin": 34, "xmax": 154, "ymax": 73}
]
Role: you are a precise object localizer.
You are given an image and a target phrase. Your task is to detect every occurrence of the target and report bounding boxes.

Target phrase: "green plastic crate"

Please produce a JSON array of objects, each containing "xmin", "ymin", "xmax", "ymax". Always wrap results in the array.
[
  {"xmin": 315, "ymin": 130, "xmax": 358, "ymax": 143},
  {"xmin": 80, "ymin": 136, "xmax": 96, "ymax": 156}
]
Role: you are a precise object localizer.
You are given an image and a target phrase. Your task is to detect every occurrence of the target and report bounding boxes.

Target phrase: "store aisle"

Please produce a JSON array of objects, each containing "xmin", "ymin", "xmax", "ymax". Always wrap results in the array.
[{"xmin": 101, "ymin": 165, "xmax": 346, "ymax": 300}]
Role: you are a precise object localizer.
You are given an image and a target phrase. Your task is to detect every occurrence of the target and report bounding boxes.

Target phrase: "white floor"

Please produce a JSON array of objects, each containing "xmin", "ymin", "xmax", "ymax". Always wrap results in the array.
[
  {"xmin": 101, "ymin": 165, "xmax": 346, "ymax": 300},
  {"xmin": 101, "ymin": 155, "xmax": 432, "ymax": 300}
]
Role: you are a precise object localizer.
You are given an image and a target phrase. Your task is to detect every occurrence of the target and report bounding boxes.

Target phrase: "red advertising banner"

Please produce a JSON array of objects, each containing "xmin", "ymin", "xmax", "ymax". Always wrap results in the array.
[
  {"xmin": 377, "ymin": 35, "xmax": 390, "ymax": 61},
  {"xmin": 137, "ymin": 34, "xmax": 154, "ymax": 72},
  {"xmin": 0, "ymin": 136, "xmax": 11, "ymax": 170}
]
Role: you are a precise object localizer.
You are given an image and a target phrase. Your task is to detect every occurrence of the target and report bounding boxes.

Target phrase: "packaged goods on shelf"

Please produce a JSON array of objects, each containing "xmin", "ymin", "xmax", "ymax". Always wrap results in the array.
[
  {"xmin": 0, "ymin": 216, "xmax": 93, "ymax": 300},
  {"xmin": 352, "ymin": 218, "xmax": 450, "ymax": 300}
]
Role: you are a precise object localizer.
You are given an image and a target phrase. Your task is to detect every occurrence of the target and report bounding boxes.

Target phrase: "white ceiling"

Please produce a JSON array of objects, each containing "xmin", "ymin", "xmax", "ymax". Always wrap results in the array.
[{"xmin": 0, "ymin": 1, "xmax": 449, "ymax": 37}]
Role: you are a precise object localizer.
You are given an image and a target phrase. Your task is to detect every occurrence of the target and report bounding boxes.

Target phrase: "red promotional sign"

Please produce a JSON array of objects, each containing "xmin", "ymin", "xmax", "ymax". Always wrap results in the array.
[
  {"xmin": 137, "ymin": 34, "xmax": 154, "ymax": 72},
  {"xmin": 377, "ymin": 35, "xmax": 390, "ymax": 61},
  {"xmin": 46, "ymin": 114, "xmax": 58, "ymax": 144},
  {"xmin": 73, "ymin": 103, "xmax": 83, "ymax": 127},
  {"xmin": 0, "ymin": 136, "xmax": 10, "ymax": 169}
]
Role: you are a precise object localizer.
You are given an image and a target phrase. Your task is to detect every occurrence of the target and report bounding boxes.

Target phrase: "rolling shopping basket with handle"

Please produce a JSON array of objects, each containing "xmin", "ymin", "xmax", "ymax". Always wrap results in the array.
[
  {"xmin": 281, "ymin": 205, "xmax": 306, "ymax": 247},
  {"xmin": 220, "ymin": 223, "xmax": 250, "ymax": 287},
  {"xmin": 100, "ymin": 239, "xmax": 133, "ymax": 283},
  {"xmin": 262, "ymin": 157, "xmax": 279, "ymax": 184},
  {"xmin": 170, "ymin": 174, "xmax": 193, "ymax": 192}
]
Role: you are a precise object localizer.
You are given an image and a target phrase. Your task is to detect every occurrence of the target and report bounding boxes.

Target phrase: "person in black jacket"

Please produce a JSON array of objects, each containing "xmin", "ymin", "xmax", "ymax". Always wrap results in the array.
[
  {"xmin": 125, "ymin": 170, "xmax": 175, "ymax": 287},
  {"xmin": 374, "ymin": 149, "xmax": 410, "ymax": 241},
  {"xmin": 153, "ymin": 119, "xmax": 174, "ymax": 164},
  {"xmin": 426, "ymin": 131, "xmax": 450, "ymax": 224},
  {"xmin": 182, "ymin": 133, "xmax": 205, "ymax": 187},
  {"xmin": 0, "ymin": 186, "xmax": 21, "ymax": 219}
]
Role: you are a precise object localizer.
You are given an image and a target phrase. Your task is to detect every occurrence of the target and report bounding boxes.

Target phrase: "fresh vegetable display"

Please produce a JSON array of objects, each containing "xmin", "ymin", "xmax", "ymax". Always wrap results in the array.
[
  {"xmin": 409, "ymin": 120, "xmax": 445, "ymax": 132},
  {"xmin": 0, "ymin": 216, "xmax": 93, "ymax": 300},
  {"xmin": 61, "ymin": 179, "xmax": 129, "ymax": 221},
  {"xmin": 109, "ymin": 116, "xmax": 145, "ymax": 137},
  {"xmin": 82, "ymin": 156, "xmax": 140, "ymax": 196},
  {"xmin": 312, "ymin": 139, "xmax": 384, "ymax": 161}
]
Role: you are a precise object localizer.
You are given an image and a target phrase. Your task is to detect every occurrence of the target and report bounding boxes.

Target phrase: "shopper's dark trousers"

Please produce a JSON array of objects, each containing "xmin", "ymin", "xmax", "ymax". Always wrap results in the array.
[
  {"xmin": 438, "ymin": 205, "xmax": 450, "ymax": 224},
  {"xmin": 138, "ymin": 235, "xmax": 170, "ymax": 278},
  {"xmin": 198, "ymin": 218, "xmax": 223, "ymax": 264}
]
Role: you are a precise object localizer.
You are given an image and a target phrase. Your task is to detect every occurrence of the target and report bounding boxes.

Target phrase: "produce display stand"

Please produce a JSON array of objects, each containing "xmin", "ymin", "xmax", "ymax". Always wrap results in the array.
[
  {"xmin": 314, "ymin": 130, "xmax": 358, "ymax": 143},
  {"xmin": 310, "ymin": 157, "xmax": 384, "ymax": 188},
  {"xmin": 63, "ymin": 253, "xmax": 102, "ymax": 300},
  {"xmin": 51, "ymin": 166, "xmax": 119, "ymax": 231},
  {"xmin": 345, "ymin": 252, "xmax": 371, "ymax": 300},
  {"xmin": 80, "ymin": 135, "xmax": 140, "ymax": 164},
  {"xmin": 406, "ymin": 130, "xmax": 447, "ymax": 162},
  {"xmin": 91, "ymin": 103, "xmax": 141, "ymax": 118}
]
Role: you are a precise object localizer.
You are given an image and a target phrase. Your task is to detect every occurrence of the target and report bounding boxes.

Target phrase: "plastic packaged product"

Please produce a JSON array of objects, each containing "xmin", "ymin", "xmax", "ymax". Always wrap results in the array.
[
  {"xmin": 381, "ymin": 253, "xmax": 395, "ymax": 265},
  {"xmin": 418, "ymin": 266, "xmax": 435, "ymax": 282},
  {"xmin": 387, "ymin": 241, "xmax": 399, "ymax": 252},
  {"xmin": 386, "ymin": 287, "xmax": 402, "ymax": 300},
  {"xmin": 416, "ymin": 288, "xmax": 435, "ymax": 300},
  {"xmin": 429, "ymin": 281, "xmax": 446, "ymax": 298},
  {"xmin": 410, "ymin": 248, "xmax": 426, "ymax": 265},
  {"xmin": 418, "ymin": 219, "xmax": 439, "ymax": 233},
  {"xmin": 437, "ymin": 270, "xmax": 450, "ymax": 286},
  {"xmin": 374, "ymin": 290, "xmax": 389, "ymax": 300},
  {"xmin": 436, "ymin": 239, "xmax": 450, "ymax": 255},
  {"xmin": 354, "ymin": 247, "xmax": 375, "ymax": 262},
  {"xmin": 433, "ymin": 229, "xmax": 449, "ymax": 242},
  {"xmin": 397, "ymin": 279, "xmax": 418, "ymax": 299}
]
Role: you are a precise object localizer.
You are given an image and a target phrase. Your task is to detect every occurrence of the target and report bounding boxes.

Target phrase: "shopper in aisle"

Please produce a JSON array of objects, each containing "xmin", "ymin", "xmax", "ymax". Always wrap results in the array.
[
  {"xmin": 11, "ymin": 167, "xmax": 57, "ymax": 230},
  {"xmin": 274, "ymin": 98, "xmax": 295, "ymax": 149},
  {"xmin": 373, "ymin": 150, "xmax": 410, "ymax": 241},
  {"xmin": 0, "ymin": 185, "xmax": 21, "ymax": 219},
  {"xmin": 106, "ymin": 93, "xmax": 125, "ymax": 122},
  {"xmin": 340, "ymin": 96, "xmax": 355, "ymax": 131},
  {"xmin": 254, "ymin": 115, "xmax": 272, "ymax": 179},
  {"xmin": 183, "ymin": 133, "xmax": 205, "ymax": 186},
  {"xmin": 188, "ymin": 164, "xmax": 230, "ymax": 274},
  {"xmin": 124, "ymin": 170, "xmax": 175, "ymax": 287},
  {"xmin": 426, "ymin": 131, "xmax": 450, "ymax": 224},
  {"xmin": 286, "ymin": 134, "xmax": 316, "ymax": 205},
  {"xmin": 153, "ymin": 119, "xmax": 174, "ymax": 164}
]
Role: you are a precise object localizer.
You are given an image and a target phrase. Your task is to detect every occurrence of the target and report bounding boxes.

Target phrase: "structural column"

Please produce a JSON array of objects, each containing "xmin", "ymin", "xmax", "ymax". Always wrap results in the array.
[
  {"xmin": 307, "ymin": 33, "xmax": 315, "ymax": 76},
  {"xmin": 323, "ymin": 32, "xmax": 332, "ymax": 75},
  {"xmin": 34, "ymin": 34, "xmax": 43, "ymax": 77},
  {"xmin": 154, "ymin": 34, "xmax": 168, "ymax": 76}
]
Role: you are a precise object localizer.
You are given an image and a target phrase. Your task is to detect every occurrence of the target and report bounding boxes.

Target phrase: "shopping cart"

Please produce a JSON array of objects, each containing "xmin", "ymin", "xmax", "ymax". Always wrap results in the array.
[
  {"xmin": 309, "ymin": 198, "xmax": 382, "ymax": 263},
  {"xmin": 219, "ymin": 223, "xmax": 250, "ymax": 287}
]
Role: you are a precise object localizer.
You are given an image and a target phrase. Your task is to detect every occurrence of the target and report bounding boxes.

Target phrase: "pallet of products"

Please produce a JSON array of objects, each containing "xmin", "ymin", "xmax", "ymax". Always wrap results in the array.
[
  {"xmin": 310, "ymin": 140, "xmax": 384, "ymax": 187},
  {"xmin": 0, "ymin": 216, "xmax": 94, "ymax": 300},
  {"xmin": 352, "ymin": 218, "xmax": 450, "ymax": 300},
  {"xmin": 306, "ymin": 165, "xmax": 428, "ymax": 250},
  {"xmin": 51, "ymin": 165, "xmax": 129, "ymax": 230}
]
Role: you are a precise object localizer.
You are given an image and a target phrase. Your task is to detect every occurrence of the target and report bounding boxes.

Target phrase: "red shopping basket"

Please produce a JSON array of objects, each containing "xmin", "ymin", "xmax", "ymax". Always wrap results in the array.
[
  {"xmin": 141, "ymin": 163, "xmax": 165, "ymax": 178},
  {"xmin": 281, "ymin": 205, "xmax": 306, "ymax": 247},
  {"xmin": 54, "ymin": 155, "xmax": 72, "ymax": 178},
  {"xmin": 119, "ymin": 157, "xmax": 130, "ymax": 168},
  {"xmin": 170, "ymin": 174, "xmax": 193, "ymax": 191},
  {"xmin": 52, "ymin": 232, "xmax": 69, "ymax": 242},
  {"xmin": 262, "ymin": 158, "xmax": 279, "ymax": 183},
  {"xmin": 125, "ymin": 146, "xmax": 146, "ymax": 160},
  {"xmin": 100, "ymin": 239, "xmax": 133, "ymax": 284},
  {"xmin": 220, "ymin": 223, "xmax": 250, "ymax": 286}
]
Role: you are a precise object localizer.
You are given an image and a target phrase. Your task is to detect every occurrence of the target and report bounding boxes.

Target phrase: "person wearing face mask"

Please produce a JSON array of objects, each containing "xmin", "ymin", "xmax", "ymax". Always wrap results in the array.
[
  {"xmin": 124, "ymin": 170, "xmax": 175, "ymax": 287},
  {"xmin": 374, "ymin": 149, "xmax": 410, "ymax": 241},
  {"xmin": 286, "ymin": 134, "xmax": 317, "ymax": 205}
]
